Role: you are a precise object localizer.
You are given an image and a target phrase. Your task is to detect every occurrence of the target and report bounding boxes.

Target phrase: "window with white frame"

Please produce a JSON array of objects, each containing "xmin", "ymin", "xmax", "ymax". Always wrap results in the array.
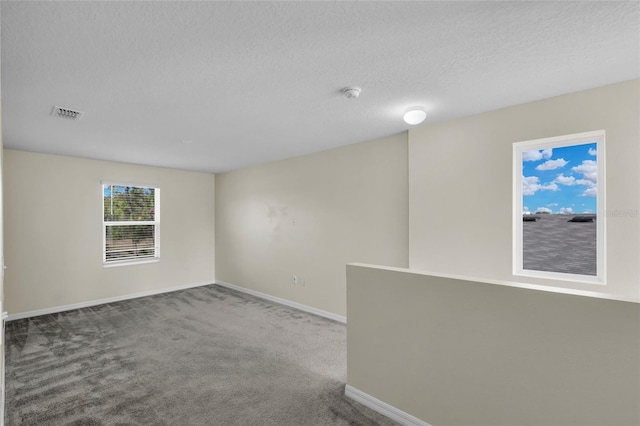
[
  {"xmin": 513, "ymin": 130, "xmax": 605, "ymax": 284},
  {"xmin": 103, "ymin": 183, "xmax": 160, "ymax": 265}
]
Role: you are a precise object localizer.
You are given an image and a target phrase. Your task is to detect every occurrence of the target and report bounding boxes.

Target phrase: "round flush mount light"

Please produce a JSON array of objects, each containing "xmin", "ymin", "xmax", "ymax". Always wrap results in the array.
[
  {"xmin": 403, "ymin": 107, "xmax": 426, "ymax": 125},
  {"xmin": 342, "ymin": 86, "xmax": 361, "ymax": 99}
]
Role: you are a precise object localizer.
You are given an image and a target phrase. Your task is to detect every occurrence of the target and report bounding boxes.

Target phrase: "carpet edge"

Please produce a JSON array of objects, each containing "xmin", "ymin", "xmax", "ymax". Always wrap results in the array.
[
  {"xmin": 5, "ymin": 280, "xmax": 216, "ymax": 321},
  {"xmin": 215, "ymin": 280, "xmax": 347, "ymax": 324}
]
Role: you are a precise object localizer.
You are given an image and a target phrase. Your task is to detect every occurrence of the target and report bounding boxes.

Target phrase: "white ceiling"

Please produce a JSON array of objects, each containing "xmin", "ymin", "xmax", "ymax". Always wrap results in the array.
[{"xmin": 2, "ymin": 1, "xmax": 638, "ymax": 173}]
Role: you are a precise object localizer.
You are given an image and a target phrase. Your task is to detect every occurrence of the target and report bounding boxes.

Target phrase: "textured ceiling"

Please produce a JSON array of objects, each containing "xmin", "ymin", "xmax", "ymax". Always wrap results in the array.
[{"xmin": 2, "ymin": 1, "xmax": 639, "ymax": 173}]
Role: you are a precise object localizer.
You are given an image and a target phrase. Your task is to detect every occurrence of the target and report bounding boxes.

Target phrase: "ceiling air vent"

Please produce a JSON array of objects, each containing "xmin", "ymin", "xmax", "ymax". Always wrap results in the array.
[{"xmin": 51, "ymin": 106, "xmax": 84, "ymax": 121}]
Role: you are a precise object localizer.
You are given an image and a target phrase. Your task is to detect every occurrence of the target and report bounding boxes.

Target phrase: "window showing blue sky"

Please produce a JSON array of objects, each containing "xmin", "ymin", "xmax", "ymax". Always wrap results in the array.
[
  {"xmin": 522, "ymin": 142, "xmax": 597, "ymax": 215},
  {"xmin": 103, "ymin": 185, "xmax": 154, "ymax": 197}
]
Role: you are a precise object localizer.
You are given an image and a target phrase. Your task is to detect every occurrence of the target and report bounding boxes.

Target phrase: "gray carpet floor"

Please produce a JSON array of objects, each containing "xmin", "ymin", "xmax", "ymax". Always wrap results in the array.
[{"xmin": 5, "ymin": 285, "xmax": 397, "ymax": 426}]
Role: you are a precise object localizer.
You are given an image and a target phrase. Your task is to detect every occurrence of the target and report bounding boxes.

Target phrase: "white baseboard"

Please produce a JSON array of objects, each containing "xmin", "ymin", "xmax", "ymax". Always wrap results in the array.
[
  {"xmin": 345, "ymin": 385, "xmax": 430, "ymax": 426},
  {"xmin": 215, "ymin": 280, "xmax": 346, "ymax": 323},
  {"xmin": 5, "ymin": 281, "xmax": 215, "ymax": 321}
]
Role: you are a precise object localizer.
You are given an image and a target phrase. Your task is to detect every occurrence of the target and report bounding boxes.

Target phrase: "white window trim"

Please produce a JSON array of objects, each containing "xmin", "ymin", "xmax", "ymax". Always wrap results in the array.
[
  {"xmin": 512, "ymin": 130, "xmax": 606, "ymax": 285},
  {"xmin": 102, "ymin": 183, "xmax": 161, "ymax": 267},
  {"xmin": 103, "ymin": 258, "xmax": 160, "ymax": 268}
]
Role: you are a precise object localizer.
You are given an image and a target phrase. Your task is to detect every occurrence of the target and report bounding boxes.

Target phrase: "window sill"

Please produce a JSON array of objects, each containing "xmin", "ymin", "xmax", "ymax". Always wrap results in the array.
[
  {"xmin": 514, "ymin": 269, "xmax": 605, "ymax": 286},
  {"xmin": 103, "ymin": 258, "xmax": 160, "ymax": 268}
]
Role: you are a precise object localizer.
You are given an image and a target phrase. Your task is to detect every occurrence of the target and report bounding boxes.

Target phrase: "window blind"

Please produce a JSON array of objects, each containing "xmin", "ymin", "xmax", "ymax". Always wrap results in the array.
[{"xmin": 103, "ymin": 184, "xmax": 160, "ymax": 263}]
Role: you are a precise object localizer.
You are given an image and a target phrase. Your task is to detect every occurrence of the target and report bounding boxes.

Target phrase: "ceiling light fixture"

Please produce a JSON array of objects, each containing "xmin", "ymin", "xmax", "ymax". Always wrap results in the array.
[
  {"xmin": 342, "ymin": 86, "xmax": 361, "ymax": 99},
  {"xmin": 403, "ymin": 107, "xmax": 426, "ymax": 125}
]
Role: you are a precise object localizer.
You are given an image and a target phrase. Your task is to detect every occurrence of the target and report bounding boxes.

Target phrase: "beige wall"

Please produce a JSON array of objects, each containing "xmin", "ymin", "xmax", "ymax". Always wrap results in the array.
[
  {"xmin": 347, "ymin": 263, "xmax": 640, "ymax": 426},
  {"xmin": 215, "ymin": 134, "xmax": 409, "ymax": 317},
  {"xmin": 409, "ymin": 79, "xmax": 640, "ymax": 301},
  {"xmin": 3, "ymin": 150, "xmax": 215, "ymax": 315}
]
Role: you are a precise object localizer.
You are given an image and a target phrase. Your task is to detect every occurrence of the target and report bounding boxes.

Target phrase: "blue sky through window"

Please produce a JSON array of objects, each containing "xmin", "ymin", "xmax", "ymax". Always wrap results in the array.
[
  {"xmin": 103, "ymin": 185, "xmax": 154, "ymax": 197},
  {"xmin": 522, "ymin": 142, "xmax": 597, "ymax": 215}
]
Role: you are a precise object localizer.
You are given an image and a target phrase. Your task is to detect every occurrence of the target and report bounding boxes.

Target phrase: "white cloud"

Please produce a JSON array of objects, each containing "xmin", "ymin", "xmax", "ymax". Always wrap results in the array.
[
  {"xmin": 522, "ymin": 176, "xmax": 559, "ymax": 195},
  {"xmin": 523, "ymin": 206, "xmax": 530, "ymax": 213},
  {"xmin": 523, "ymin": 149, "xmax": 553, "ymax": 162},
  {"xmin": 572, "ymin": 160, "xmax": 598, "ymax": 196},
  {"xmin": 575, "ymin": 179, "xmax": 595, "ymax": 187},
  {"xmin": 559, "ymin": 207, "xmax": 573, "ymax": 214},
  {"xmin": 554, "ymin": 174, "xmax": 575, "ymax": 186},
  {"xmin": 535, "ymin": 207, "xmax": 553, "ymax": 214},
  {"xmin": 547, "ymin": 203, "xmax": 558, "ymax": 207},
  {"xmin": 522, "ymin": 176, "xmax": 540, "ymax": 196},
  {"xmin": 572, "ymin": 160, "xmax": 597, "ymax": 183},
  {"xmin": 588, "ymin": 148, "xmax": 597, "ymax": 156},
  {"xmin": 536, "ymin": 158, "xmax": 568, "ymax": 171}
]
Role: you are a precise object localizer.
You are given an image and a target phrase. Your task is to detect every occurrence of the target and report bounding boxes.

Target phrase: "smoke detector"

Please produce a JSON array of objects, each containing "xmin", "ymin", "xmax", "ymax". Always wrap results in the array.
[
  {"xmin": 342, "ymin": 86, "xmax": 361, "ymax": 99},
  {"xmin": 51, "ymin": 106, "xmax": 84, "ymax": 121}
]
